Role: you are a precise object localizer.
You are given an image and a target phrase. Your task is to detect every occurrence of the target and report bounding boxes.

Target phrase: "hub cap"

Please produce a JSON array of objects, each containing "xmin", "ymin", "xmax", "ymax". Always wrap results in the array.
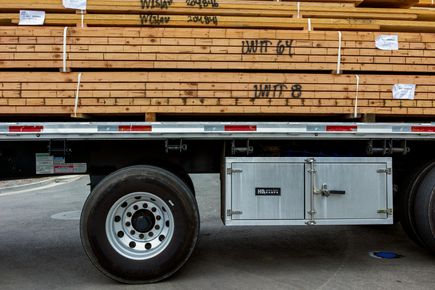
[{"xmin": 105, "ymin": 192, "xmax": 174, "ymax": 260}]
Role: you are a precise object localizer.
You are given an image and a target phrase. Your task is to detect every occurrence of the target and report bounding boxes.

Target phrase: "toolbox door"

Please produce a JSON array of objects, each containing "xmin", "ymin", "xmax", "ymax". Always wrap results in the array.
[
  {"xmin": 305, "ymin": 161, "xmax": 390, "ymax": 220},
  {"xmin": 231, "ymin": 162, "xmax": 305, "ymax": 220}
]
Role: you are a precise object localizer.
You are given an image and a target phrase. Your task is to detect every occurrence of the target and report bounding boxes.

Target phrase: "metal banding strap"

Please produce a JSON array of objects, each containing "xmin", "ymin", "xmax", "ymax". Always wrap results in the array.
[
  {"xmin": 63, "ymin": 27, "xmax": 68, "ymax": 72},
  {"xmin": 354, "ymin": 75, "xmax": 359, "ymax": 118},
  {"xmin": 337, "ymin": 31, "xmax": 342, "ymax": 74},
  {"xmin": 297, "ymin": 2, "xmax": 300, "ymax": 18},
  {"xmin": 74, "ymin": 72, "xmax": 83, "ymax": 117}
]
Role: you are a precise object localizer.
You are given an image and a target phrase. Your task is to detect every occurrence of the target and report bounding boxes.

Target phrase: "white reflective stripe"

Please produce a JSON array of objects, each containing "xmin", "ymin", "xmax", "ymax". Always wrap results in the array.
[
  {"xmin": 74, "ymin": 72, "xmax": 83, "ymax": 117},
  {"xmin": 354, "ymin": 75, "xmax": 359, "ymax": 118},
  {"xmin": 81, "ymin": 10, "xmax": 84, "ymax": 27},
  {"xmin": 337, "ymin": 31, "xmax": 342, "ymax": 74},
  {"xmin": 63, "ymin": 27, "xmax": 68, "ymax": 72},
  {"xmin": 308, "ymin": 18, "xmax": 311, "ymax": 31}
]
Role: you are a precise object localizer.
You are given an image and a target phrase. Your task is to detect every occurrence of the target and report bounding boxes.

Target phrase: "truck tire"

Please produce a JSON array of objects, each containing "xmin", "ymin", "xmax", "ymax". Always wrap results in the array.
[
  {"xmin": 414, "ymin": 166, "xmax": 435, "ymax": 254},
  {"xmin": 80, "ymin": 165, "xmax": 199, "ymax": 283},
  {"xmin": 397, "ymin": 161, "xmax": 435, "ymax": 250}
]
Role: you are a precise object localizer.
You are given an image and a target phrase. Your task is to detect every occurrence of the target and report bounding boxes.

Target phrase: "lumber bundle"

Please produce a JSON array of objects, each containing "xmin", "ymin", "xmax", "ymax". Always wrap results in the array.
[
  {"xmin": 1, "ymin": 1, "xmax": 435, "ymax": 31},
  {"xmin": 1, "ymin": 27, "xmax": 435, "ymax": 72},
  {"xmin": 1, "ymin": 72, "xmax": 434, "ymax": 116},
  {"xmin": 0, "ymin": 0, "xmax": 435, "ymax": 120}
]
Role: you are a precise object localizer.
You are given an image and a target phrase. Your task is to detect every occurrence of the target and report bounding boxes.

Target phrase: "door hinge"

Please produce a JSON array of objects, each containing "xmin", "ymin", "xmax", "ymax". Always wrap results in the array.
[
  {"xmin": 377, "ymin": 208, "xmax": 393, "ymax": 215},
  {"xmin": 377, "ymin": 168, "xmax": 392, "ymax": 174},
  {"xmin": 227, "ymin": 168, "xmax": 243, "ymax": 174},
  {"xmin": 227, "ymin": 210, "xmax": 243, "ymax": 216}
]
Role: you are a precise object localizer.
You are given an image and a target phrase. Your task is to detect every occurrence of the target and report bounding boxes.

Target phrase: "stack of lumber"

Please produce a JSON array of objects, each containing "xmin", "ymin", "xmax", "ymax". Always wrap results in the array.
[
  {"xmin": 2, "ymin": 1, "xmax": 435, "ymax": 31},
  {"xmin": 1, "ymin": 72, "xmax": 435, "ymax": 115},
  {"xmin": 1, "ymin": 0, "xmax": 435, "ymax": 119},
  {"xmin": 1, "ymin": 27, "xmax": 434, "ymax": 72}
]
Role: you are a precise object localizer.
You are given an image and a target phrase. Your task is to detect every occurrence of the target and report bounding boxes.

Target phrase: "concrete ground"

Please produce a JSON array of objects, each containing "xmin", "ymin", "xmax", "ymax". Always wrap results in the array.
[{"xmin": 0, "ymin": 174, "xmax": 434, "ymax": 290}]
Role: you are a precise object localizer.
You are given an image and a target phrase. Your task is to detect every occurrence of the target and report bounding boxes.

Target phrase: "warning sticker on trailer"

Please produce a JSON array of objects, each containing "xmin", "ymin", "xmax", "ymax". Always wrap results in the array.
[
  {"xmin": 36, "ymin": 154, "xmax": 87, "ymax": 174},
  {"xmin": 255, "ymin": 188, "xmax": 281, "ymax": 196},
  {"xmin": 54, "ymin": 165, "xmax": 74, "ymax": 173},
  {"xmin": 54, "ymin": 163, "xmax": 87, "ymax": 173},
  {"xmin": 36, "ymin": 154, "xmax": 54, "ymax": 174}
]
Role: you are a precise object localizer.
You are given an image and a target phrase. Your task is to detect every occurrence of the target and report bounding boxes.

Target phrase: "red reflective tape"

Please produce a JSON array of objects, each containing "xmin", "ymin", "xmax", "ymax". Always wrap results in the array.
[
  {"xmin": 326, "ymin": 126, "xmax": 357, "ymax": 132},
  {"xmin": 225, "ymin": 125, "xmax": 257, "ymax": 131},
  {"xmin": 119, "ymin": 125, "xmax": 152, "ymax": 132},
  {"xmin": 411, "ymin": 126, "xmax": 435, "ymax": 132},
  {"xmin": 9, "ymin": 126, "xmax": 43, "ymax": 132}
]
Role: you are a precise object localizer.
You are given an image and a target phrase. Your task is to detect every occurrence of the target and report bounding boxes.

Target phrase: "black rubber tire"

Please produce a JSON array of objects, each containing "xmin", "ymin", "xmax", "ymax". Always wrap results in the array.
[
  {"xmin": 397, "ymin": 161, "xmax": 435, "ymax": 250},
  {"xmin": 414, "ymin": 166, "xmax": 435, "ymax": 254},
  {"xmin": 80, "ymin": 165, "xmax": 200, "ymax": 283}
]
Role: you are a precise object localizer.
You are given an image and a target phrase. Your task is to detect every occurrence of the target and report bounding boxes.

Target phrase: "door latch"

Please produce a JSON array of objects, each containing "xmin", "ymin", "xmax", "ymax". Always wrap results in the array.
[{"xmin": 314, "ymin": 183, "xmax": 346, "ymax": 197}]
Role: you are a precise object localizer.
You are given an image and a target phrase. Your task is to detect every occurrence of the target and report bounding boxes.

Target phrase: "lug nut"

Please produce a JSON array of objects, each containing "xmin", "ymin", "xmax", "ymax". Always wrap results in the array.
[
  {"xmin": 127, "ymin": 212, "xmax": 132, "ymax": 217},
  {"xmin": 156, "ymin": 215, "xmax": 161, "ymax": 221},
  {"xmin": 126, "ymin": 222, "xmax": 131, "ymax": 227},
  {"xmin": 148, "ymin": 232, "xmax": 153, "ymax": 237},
  {"xmin": 133, "ymin": 205, "xmax": 138, "ymax": 210},
  {"xmin": 155, "ymin": 225, "xmax": 160, "ymax": 230},
  {"xmin": 130, "ymin": 230, "xmax": 136, "ymax": 235},
  {"xmin": 152, "ymin": 207, "xmax": 156, "ymax": 212}
]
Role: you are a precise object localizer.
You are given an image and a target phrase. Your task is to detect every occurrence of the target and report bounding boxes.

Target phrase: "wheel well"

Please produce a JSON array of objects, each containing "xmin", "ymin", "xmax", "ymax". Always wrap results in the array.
[{"xmin": 90, "ymin": 161, "xmax": 195, "ymax": 196}]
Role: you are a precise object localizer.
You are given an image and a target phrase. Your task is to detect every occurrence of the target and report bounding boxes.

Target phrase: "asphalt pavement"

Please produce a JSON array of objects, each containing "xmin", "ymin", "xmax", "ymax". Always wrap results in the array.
[{"xmin": 0, "ymin": 174, "xmax": 435, "ymax": 290}]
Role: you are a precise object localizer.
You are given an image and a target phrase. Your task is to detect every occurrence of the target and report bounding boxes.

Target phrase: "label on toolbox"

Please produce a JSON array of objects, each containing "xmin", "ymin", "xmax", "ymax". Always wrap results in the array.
[
  {"xmin": 63, "ymin": 0, "xmax": 87, "ymax": 10},
  {"xmin": 19, "ymin": 11, "xmax": 45, "ymax": 25},
  {"xmin": 255, "ymin": 188, "xmax": 281, "ymax": 196}
]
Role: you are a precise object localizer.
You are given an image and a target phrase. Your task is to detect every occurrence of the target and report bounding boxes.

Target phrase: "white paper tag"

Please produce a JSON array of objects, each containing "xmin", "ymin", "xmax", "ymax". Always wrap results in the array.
[
  {"xmin": 63, "ymin": 0, "xmax": 87, "ymax": 10},
  {"xmin": 393, "ymin": 84, "xmax": 416, "ymax": 100},
  {"xmin": 375, "ymin": 35, "xmax": 398, "ymax": 50},
  {"xmin": 19, "ymin": 10, "xmax": 45, "ymax": 25}
]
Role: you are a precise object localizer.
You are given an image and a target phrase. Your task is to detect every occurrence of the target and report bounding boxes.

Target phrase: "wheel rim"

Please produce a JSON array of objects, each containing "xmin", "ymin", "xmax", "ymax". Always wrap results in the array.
[{"xmin": 105, "ymin": 192, "xmax": 174, "ymax": 260}]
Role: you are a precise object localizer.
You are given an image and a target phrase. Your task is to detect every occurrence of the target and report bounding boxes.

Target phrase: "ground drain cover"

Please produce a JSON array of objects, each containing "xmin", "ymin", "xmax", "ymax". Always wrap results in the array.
[
  {"xmin": 51, "ymin": 210, "xmax": 81, "ymax": 220},
  {"xmin": 369, "ymin": 251, "xmax": 402, "ymax": 259}
]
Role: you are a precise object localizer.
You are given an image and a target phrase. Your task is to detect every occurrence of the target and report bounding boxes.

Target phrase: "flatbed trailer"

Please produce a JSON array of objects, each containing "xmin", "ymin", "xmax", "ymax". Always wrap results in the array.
[{"xmin": 1, "ymin": 120, "xmax": 435, "ymax": 283}]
